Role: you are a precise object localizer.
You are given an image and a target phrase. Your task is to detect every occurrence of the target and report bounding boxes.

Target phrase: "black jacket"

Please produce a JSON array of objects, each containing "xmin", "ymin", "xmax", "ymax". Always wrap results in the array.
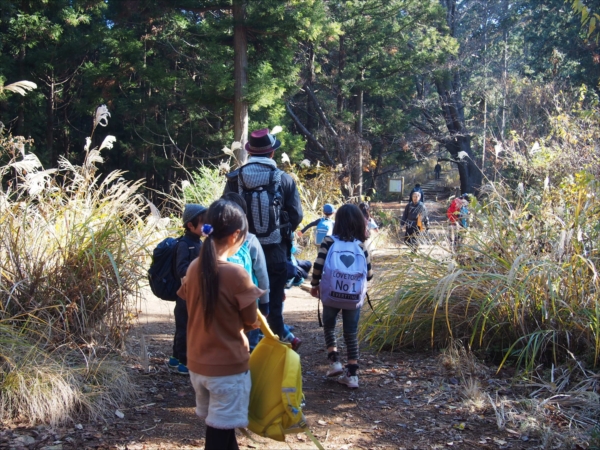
[
  {"xmin": 401, "ymin": 201, "xmax": 429, "ymax": 228},
  {"xmin": 175, "ymin": 231, "xmax": 201, "ymax": 279}
]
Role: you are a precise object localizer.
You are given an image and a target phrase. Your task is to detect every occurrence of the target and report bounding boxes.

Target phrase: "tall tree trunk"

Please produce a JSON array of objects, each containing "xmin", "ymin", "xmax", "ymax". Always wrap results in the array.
[
  {"xmin": 305, "ymin": 43, "xmax": 316, "ymax": 156},
  {"xmin": 46, "ymin": 76, "xmax": 56, "ymax": 166},
  {"xmin": 336, "ymin": 35, "xmax": 346, "ymax": 115},
  {"xmin": 233, "ymin": 0, "xmax": 248, "ymax": 166},
  {"xmin": 434, "ymin": 73, "xmax": 482, "ymax": 195},
  {"xmin": 481, "ymin": 2, "xmax": 489, "ymax": 173},
  {"xmin": 16, "ymin": 49, "xmax": 25, "ymax": 134},
  {"xmin": 353, "ymin": 68, "xmax": 364, "ymax": 199},
  {"xmin": 501, "ymin": 0, "xmax": 509, "ymax": 142},
  {"xmin": 435, "ymin": 0, "xmax": 481, "ymax": 194},
  {"xmin": 367, "ymin": 144, "xmax": 384, "ymax": 198}
]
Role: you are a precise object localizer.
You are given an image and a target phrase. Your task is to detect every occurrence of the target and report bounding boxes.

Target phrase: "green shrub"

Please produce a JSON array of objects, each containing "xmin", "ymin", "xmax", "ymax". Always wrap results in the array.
[{"xmin": 182, "ymin": 164, "xmax": 227, "ymax": 207}]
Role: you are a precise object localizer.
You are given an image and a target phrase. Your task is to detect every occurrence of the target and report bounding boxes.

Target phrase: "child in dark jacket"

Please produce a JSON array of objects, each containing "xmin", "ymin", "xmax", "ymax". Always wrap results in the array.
[{"xmin": 169, "ymin": 203, "xmax": 207, "ymax": 375}]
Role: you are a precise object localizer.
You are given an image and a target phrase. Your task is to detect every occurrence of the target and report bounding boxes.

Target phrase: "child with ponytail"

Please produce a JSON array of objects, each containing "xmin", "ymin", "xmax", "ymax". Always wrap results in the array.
[{"xmin": 177, "ymin": 199, "xmax": 265, "ymax": 450}]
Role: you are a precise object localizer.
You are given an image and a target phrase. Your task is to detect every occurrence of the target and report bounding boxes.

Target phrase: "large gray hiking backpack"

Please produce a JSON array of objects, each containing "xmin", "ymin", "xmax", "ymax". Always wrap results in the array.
[{"xmin": 238, "ymin": 162, "xmax": 287, "ymax": 245}]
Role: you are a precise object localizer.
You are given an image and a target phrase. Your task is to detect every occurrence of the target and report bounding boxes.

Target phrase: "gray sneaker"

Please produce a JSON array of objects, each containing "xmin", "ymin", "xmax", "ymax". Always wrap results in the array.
[
  {"xmin": 326, "ymin": 361, "xmax": 343, "ymax": 377},
  {"xmin": 338, "ymin": 372, "xmax": 359, "ymax": 389}
]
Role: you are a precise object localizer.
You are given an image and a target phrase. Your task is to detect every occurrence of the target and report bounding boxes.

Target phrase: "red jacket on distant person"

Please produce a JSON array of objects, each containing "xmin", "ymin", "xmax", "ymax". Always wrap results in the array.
[{"xmin": 447, "ymin": 198, "xmax": 463, "ymax": 223}]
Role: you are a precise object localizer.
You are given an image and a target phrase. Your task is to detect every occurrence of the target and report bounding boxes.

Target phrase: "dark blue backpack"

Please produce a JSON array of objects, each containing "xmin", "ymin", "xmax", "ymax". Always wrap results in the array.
[{"xmin": 148, "ymin": 237, "xmax": 181, "ymax": 301}]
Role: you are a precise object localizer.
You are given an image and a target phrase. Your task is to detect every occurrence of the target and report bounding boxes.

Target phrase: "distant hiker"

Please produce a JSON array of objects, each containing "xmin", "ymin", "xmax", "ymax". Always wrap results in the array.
[
  {"xmin": 359, "ymin": 202, "xmax": 379, "ymax": 252},
  {"xmin": 401, "ymin": 191, "xmax": 429, "ymax": 250},
  {"xmin": 297, "ymin": 203, "xmax": 335, "ymax": 246},
  {"xmin": 434, "ymin": 163, "xmax": 442, "ymax": 180},
  {"xmin": 408, "ymin": 183, "xmax": 425, "ymax": 203},
  {"xmin": 177, "ymin": 200, "xmax": 264, "ymax": 450},
  {"xmin": 358, "ymin": 202, "xmax": 379, "ymax": 237},
  {"xmin": 447, "ymin": 194, "xmax": 469, "ymax": 251},
  {"xmin": 223, "ymin": 128, "xmax": 303, "ymax": 349},
  {"xmin": 459, "ymin": 194, "xmax": 470, "ymax": 229},
  {"xmin": 310, "ymin": 204, "xmax": 373, "ymax": 389},
  {"xmin": 169, "ymin": 203, "xmax": 207, "ymax": 375},
  {"xmin": 222, "ymin": 192, "xmax": 270, "ymax": 353}
]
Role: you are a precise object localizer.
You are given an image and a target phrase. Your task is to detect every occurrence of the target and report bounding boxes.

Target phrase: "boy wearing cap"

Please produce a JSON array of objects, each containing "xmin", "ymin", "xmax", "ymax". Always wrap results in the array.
[
  {"xmin": 297, "ymin": 203, "xmax": 335, "ymax": 246},
  {"xmin": 169, "ymin": 203, "xmax": 207, "ymax": 375}
]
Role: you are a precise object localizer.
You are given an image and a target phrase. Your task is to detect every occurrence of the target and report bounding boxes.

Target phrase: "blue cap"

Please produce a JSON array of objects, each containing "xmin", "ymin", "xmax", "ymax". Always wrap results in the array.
[{"xmin": 323, "ymin": 203, "xmax": 335, "ymax": 214}]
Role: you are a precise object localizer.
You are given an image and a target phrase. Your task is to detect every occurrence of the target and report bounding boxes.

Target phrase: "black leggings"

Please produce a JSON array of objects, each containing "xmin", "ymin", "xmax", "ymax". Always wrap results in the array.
[
  {"xmin": 205, "ymin": 426, "xmax": 239, "ymax": 450},
  {"xmin": 404, "ymin": 225, "xmax": 420, "ymax": 248}
]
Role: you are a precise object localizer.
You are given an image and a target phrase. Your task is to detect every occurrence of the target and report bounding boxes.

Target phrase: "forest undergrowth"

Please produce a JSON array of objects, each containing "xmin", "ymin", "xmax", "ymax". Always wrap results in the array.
[{"xmin": 362, "ymin": 100, "xmax": 600, "ymax": 447}]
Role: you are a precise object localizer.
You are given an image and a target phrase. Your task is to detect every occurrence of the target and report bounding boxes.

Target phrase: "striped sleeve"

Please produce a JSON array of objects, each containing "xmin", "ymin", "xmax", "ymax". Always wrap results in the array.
[{"xmin": 310, "ymin": 236, "xmax": 334, "ymax": 286}]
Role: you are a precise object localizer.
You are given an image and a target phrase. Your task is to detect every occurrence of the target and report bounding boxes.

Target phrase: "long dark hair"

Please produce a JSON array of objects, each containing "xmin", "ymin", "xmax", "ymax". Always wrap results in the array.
[
  {"xmin": 333, "ymin": 204, "xmax": 367, "ymax": 242},
  {"xmin": 199, "ymin": 199, "xmax": 248, "ymax": 326},
  {"xmin": 222, "ymin": 192, "xmax": 247, "ymax": 214},
  {"xmin": 358, "ymin": 202, "xmax": 370, "ymax": 220}
]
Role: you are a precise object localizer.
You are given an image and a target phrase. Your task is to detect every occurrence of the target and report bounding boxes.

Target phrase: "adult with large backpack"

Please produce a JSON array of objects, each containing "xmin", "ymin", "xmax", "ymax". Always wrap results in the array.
[{"xmin": 224, "ymin": 128, "xmax": 303, "ymax": 347}]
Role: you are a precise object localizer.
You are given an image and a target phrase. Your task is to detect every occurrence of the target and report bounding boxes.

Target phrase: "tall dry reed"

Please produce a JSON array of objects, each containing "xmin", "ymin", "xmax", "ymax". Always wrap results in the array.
[{"xmin": 361, "ymin": 176, "xmax": 600, "ymax": 371}]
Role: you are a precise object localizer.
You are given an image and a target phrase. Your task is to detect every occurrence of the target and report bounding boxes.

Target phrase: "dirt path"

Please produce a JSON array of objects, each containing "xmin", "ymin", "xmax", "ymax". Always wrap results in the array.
[
  {"xmin": 1, "ymin": 225, "xmax": 544, "ymax": 450},
  {"xmin": 2, "ymin": 266, "xmax": 541, "ymax": 450},
  {"xmin": 84, "ymin": 271, "xmax": 538, "ymax": 450}
]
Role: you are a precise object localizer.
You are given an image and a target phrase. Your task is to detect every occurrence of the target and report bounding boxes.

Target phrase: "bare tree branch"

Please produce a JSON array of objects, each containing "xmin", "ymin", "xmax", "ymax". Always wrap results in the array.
[
  {"xmin": 304, "ymin": 84, "xmax": 337, "ymax": 137},
  {"xmin": 286, "ymin": 102, "xmax": 335, "ymax": 165}
]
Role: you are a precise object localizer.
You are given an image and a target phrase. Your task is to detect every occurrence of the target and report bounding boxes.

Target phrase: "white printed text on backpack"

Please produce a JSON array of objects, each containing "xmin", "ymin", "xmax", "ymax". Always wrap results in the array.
[{"xmin": 320, "ymin": 236, "xmax": 367, "ymax": 310}]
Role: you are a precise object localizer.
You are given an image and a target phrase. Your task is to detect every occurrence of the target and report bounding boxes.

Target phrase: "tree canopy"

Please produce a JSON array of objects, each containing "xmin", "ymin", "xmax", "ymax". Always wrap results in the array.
[{"xmin": 0, "ymin": 0, "xmax": 597, "ymax": 198}]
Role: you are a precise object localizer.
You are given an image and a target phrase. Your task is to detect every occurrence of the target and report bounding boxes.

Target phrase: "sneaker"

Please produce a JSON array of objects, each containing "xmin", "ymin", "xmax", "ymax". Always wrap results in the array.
[
  {"xmin": 326, "ymin": 361, "xmax": 343, "ymax": 377},
  {"xmin": 176, "ymin": 363, "xmax": 189, "ymax": 375},
  {"xmin": 291, "ymin": 337, "xmax": 302, "ymax": 352},
  {"xmin": 338, "ymin": 372, "xmax": 359, "ymax": 389},
  {"xmin": 168, "ymin": 356, "xmax": 179, "ymax": 370}
]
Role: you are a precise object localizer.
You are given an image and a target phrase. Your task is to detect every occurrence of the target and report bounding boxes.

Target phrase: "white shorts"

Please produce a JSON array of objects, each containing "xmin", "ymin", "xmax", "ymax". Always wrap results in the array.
[{"xmin": 189, "ymin": 370, "xmax": 251, "ymax": 429}]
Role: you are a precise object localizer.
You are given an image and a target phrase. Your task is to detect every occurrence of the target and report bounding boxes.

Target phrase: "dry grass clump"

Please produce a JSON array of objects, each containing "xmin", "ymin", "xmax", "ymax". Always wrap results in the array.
[
  {"xmin": 361, "ymin": 175, "xmax": 600, "ymax": 372},
  {"xmin": 0, "ymin": 324, "xmax": 136, "ymax": 426},
  {"xmin": 436, "ymin": 342, "xmax": 599, "ymax": 446},
  {"xmin": 0, "ymin": 107, "xmax": 163, "ymax": 425},
  {"xmin": 0, "ymin": 132, "xmax": 154, "ymax": 347},
  {"xmin": 439, "ymin": 340, "xmax": 489, "ymax": 412}
]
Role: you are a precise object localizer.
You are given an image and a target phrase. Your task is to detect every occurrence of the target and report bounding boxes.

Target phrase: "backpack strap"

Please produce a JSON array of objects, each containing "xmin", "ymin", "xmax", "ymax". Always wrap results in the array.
[
  {"xmin": 281, "ymin": 340, "xmax": 303, "ymax": 424},
  {"xmin": 238, "ymin": 162, "xmax": 278, "ymax": 191},
  {"xmin": 365, "ymin": 293, "xmax": 381, "ymax": 323},
  {"xmin": 317, "ymin": 297, "xmax": 323, "ymax": 327},
  {"xmin": 241, "ymin": 421, "xmax": 325, "ymax": 450},
  {"xmin": 257, "ymin": 310, "xmax": 279, "ymax": 340},
  {"xmin": 303, "ymin": 428, "xmax": 325, "ymax": 450},
  {"xmin": 170, "ymin": 236, "xmax": 183, "ymax": 281}
]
